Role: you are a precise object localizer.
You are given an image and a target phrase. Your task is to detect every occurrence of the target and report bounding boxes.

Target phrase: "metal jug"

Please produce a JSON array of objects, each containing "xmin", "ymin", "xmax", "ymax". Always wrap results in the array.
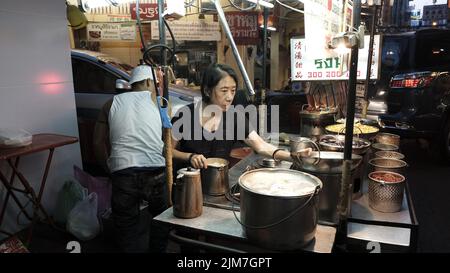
[
  {"xmin": 173, "ymin": 167, "xmax": 203, "ymax": 218},
  {"xmin": 201, "ymin": 158, "xmax": 229, "ymax": 196}
]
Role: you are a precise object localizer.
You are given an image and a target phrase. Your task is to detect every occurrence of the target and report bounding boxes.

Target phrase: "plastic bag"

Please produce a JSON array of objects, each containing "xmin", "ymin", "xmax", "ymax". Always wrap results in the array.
[
  {"xmin": 73, "ymin": 165, "xmax": 112, "ymax": 214},
  {"xmin": 0, "ymin": 128, "xmax": 32, "ymax": 148},
  {"xmin": 66, "ymin": 192, "xmax": 101, "ymax": 241},
  {"xmin": 53, "ymin": 179, "xmax": 88, "ymax": 224}
]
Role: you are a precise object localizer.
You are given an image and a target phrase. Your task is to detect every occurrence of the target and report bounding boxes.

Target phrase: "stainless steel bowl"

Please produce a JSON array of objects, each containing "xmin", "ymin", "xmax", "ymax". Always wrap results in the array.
[{"xmin": 318, "ymin": 134, "xmax": 371, "ymax": 155}]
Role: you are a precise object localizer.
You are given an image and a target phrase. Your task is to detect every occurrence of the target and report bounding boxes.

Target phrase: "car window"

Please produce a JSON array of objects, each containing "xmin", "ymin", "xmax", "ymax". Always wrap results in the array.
[
  {"xmin": 72, "ymin": 57, "xmax": 119, "ymax": 94},
  {"xmin": 381, "ymin": 36, "xmax": 412, "ymax": 72},
  {"xmin": 415, "ymin": 35, "xmax": 450, "ymax": 69}
]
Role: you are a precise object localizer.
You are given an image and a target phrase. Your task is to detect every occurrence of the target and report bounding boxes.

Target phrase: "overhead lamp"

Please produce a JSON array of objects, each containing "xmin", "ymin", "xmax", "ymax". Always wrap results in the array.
[
  {"xmin": 328, "ymin": 26, "xmax": 365, "ymax": 50},
  {"xmin": 246, "ymin": 0, "xmax": 274, "ymax": 9}
]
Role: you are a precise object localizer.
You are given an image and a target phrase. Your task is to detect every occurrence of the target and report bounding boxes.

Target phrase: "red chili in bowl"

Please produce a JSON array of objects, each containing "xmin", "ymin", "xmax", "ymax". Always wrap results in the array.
[{"xmin": 369, "ymin": 172, "xmax": 403, "ymax": 183}]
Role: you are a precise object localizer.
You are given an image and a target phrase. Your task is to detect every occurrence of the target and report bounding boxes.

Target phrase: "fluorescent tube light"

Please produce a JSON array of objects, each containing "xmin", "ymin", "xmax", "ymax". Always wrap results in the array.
[{"xmin": 246, "ymin": 0, "xmax": 274, "ymax": 9}]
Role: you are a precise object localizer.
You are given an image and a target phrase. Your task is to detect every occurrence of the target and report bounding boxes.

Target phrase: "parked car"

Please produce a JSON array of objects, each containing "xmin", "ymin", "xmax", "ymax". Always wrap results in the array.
[
  {"xmin": 71, "ymin": 49, "xmax": 200, "ymax": 174},
  {"xmin": 364, "ymin": 29, "xmax": 450, "ymax": 159}
]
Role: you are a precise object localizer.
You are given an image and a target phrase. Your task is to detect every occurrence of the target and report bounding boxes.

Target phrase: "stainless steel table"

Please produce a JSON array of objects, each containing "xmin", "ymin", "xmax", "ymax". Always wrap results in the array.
[
  {"xmin": 154, "ymin": 206, "xmax": 337, "ymax": 253},
  {"xmin": 154, "ymin": 147, "xmax": 336, "ymax": 253}
]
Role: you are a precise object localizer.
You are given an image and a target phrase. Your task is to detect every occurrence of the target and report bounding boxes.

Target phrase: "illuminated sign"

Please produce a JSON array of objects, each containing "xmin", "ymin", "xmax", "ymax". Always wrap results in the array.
[{"xmin": 290, "ymin": 35, "xmax": 381, "ymax": 81}]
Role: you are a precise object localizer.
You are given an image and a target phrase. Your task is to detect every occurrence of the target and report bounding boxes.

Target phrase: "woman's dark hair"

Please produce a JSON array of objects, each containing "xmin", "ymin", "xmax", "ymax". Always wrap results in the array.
[{"xmin": 200, "ymin": 63, "xmax": 238, "ymax": 103}]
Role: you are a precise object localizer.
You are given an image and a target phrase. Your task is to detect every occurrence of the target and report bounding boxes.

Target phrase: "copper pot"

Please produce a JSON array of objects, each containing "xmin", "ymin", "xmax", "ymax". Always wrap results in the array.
[{"xmin": 173, "ymin": 168, "xmax": 203, "ymax": 218}]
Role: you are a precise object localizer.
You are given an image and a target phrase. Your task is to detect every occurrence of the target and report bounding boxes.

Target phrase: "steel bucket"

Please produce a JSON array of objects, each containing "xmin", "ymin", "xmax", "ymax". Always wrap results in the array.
[
  {"xmin": 368, "ymin": 171, "xmax": 405, "ymax": 213},
  {"xmin": 201, "ymin": 158, "xmax": 229, "ymax": 196},
  {"xmin": 238, "ymin": 168, "xmax": 322, "ymax": 250}
]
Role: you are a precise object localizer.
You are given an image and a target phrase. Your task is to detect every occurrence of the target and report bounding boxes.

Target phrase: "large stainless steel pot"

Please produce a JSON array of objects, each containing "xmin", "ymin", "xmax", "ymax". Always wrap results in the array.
[
  {"xmin": 294, "ymin": 151, "xmax": 362, "ymax": 174},
  {"xmin": 201, "ymin": 158, "xmax": 229, "ymax": 196},
  {"xmin": 299, "ymin": 108, "xmax": 337, "ymax": 138},
  {"xmin": 292, "ymin": 151, "xmax": 362, "ymax": 225},
  {"xmin": 238, "ymin": 168, "xmax": 322, "ymax": 250}
]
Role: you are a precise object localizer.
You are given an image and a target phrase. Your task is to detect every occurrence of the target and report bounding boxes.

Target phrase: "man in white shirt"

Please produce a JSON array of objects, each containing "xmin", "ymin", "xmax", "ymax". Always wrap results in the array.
[{"xmin": 94, "ymin": 65, "xmax": 168, "ymax": 253}]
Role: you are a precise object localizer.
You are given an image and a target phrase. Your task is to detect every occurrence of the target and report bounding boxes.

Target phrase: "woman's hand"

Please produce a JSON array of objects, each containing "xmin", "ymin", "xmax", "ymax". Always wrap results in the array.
[
  {"xmin": 189, "ymin": 154, "xmax": 208, "ymax": 169},
  {"xmin": 291, "ymin": 148, "xmax": 313, "ymax": 158}
]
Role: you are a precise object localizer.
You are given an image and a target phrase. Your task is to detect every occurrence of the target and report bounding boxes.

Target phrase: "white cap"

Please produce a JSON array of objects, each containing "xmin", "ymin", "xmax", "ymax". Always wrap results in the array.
[{"xmin": 129, "ymin": 65, "xmax": 154, "ymax": 85}]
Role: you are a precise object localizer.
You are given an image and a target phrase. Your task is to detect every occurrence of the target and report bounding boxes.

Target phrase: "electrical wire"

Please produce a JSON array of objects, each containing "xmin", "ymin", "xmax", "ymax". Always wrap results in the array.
[
  {"xmin": 227, "ymin": 0, "xmax": 256, "ymax": 11},
  {"xmin": 163, "ymin": 18, "xmax": 177, "ymax": 68},
  {"xmin": 135, "ymin": 0, "xmax": 146, "ymax": 51},
  {"xmin": 184, "ymin": 0, "xmax": 196, "ymax": 8}
]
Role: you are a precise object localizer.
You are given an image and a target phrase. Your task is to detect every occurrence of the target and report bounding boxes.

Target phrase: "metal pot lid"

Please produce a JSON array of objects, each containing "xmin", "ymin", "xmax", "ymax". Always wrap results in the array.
[{"xmin": 239, "ymin": 168, "xmax": 322, "ymax": 197}]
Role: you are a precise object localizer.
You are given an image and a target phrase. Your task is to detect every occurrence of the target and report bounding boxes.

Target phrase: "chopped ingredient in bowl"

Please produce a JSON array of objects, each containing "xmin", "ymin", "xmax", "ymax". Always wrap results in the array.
[{"xmin": 370, "ymin": 172, "xmax": 404, "ymax": 183}]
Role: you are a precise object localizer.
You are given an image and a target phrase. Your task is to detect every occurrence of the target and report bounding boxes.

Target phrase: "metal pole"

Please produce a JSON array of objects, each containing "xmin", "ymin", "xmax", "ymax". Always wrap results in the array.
[
  {"xmin": 212, "ymin": 0, "xmax": 255, "ymax": 96},
  {"xmin": 262, "ymin": 7, "xmax": 269, "ymax": 89},
  {"xmin": 158, "ymin": 0, "xmax": 167, "ymax": 68},
  {"xmin": 361, "ymin": 5, "xmax": 378, "ymax": 119},
  {"xmin": 336, "ymin": 0, "xmax": 361, "ymax": 249},
  {"xmin": 158, "ymin": 0, "xmax": 174, "ymax": 206}
]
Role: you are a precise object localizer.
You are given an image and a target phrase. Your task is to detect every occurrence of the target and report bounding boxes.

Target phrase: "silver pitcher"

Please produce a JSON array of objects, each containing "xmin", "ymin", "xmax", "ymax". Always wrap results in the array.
[{"xmin": 201, "ymin": 158, "xmax": 229, "ymax": 196}]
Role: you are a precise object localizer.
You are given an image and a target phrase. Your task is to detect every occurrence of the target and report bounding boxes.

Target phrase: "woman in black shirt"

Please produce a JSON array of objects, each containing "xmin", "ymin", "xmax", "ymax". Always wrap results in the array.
[{"xmin": 171, "ymin": 63, "xmax": 310, "ymax": 169}]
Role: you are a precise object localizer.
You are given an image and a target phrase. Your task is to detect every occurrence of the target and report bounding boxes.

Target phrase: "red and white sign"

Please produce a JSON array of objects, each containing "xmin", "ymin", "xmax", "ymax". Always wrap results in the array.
[
  {"xmin": 225, "ymin": 11, "xmax": 259, "ymax": 45},
  {"xmin": 130, "ymin": 3, "xmax": 159, "ymax": 21}
]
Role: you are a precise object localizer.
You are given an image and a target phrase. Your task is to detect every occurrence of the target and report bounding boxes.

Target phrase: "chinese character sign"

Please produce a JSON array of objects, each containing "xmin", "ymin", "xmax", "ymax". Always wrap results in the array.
[{"xmin": 291, "ymin": 35, "xmax": 381, "ymax": 81}]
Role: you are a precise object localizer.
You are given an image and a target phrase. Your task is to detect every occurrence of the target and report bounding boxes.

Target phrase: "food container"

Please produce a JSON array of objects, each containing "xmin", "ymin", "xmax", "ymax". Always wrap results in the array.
[
  {"xmin": 368, "ymin": 158, "xmax": 408, "ymax": 175},
  {"xmin": 201, "ymin": 158, "xmax": 229, "ymax": 196},
  {"xmin": 372, "ymin": 143, "xmax": 399, "ymax": 153},
  {"xmin": 374, "ymin": 151, "xmax": 405, "ymax": 160},
  {"xmin": 325, "ymin": 123, "xmax": 379, "ymax": 140},
  {"xmin": 238, "ymin": 168, "xmax": 322, "ymax": 250},
  {"xmin": 375, "ymin": 133, "xmax": 401, "ymax": 147},
  {"xmin": 368, "ymin": 171, "xmax": 405, "ymax": 213}
]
